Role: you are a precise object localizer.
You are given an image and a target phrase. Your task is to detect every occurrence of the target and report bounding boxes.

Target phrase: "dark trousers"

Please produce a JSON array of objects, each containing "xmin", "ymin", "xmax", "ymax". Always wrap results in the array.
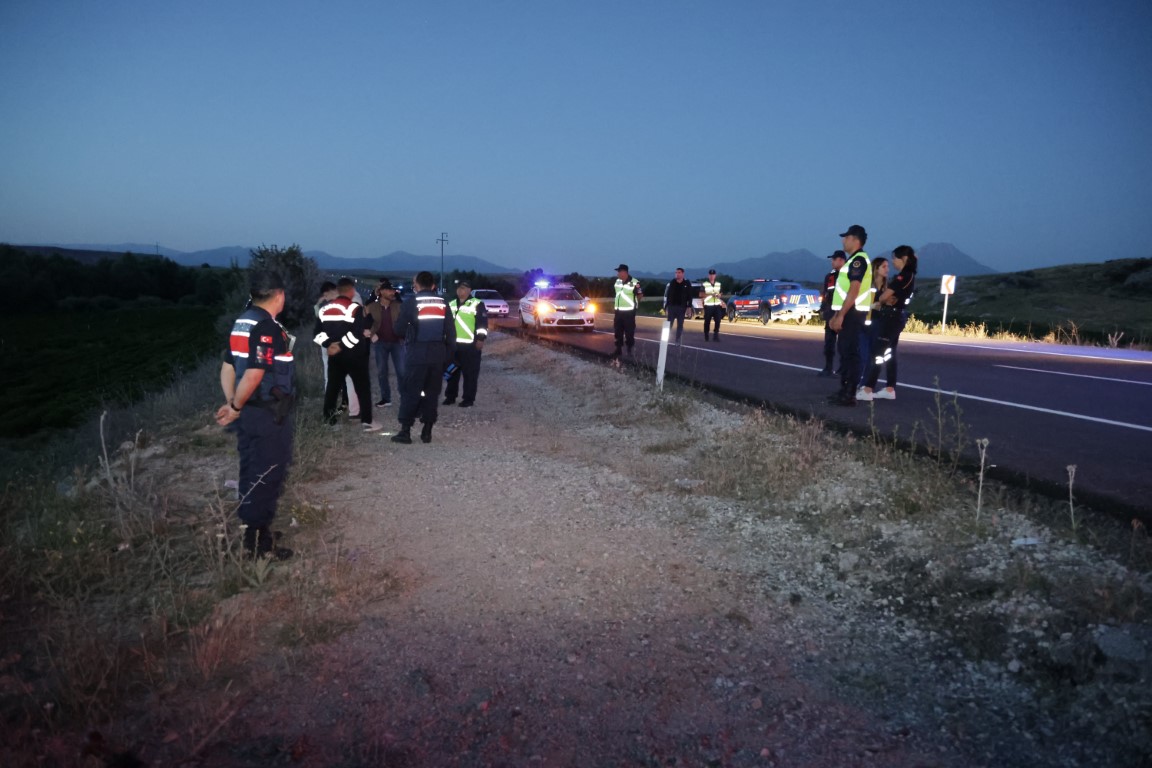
[
  {"xmin": 398, "ymin": 361, "xmax": 443, "ymax": 427},
  {"xmin": 666, "ymin": 305, "xmax": 687, "ymax": 342},
  {"xmin": 822, "ymin": 323, "xmax": 838, "ymax": 371},
  {"xmin": 864, "ymin": 311, "xmax": 908, "ymax": 390},
  {"xmin": 837, "ymin": 310, "xmax": 866, "ymax": 398},
  {"xmin": 325, "ymin": 353, "xmax": 373, "ymax": 424},
  {"xmin": 444, "ymin": 343, "xmax": 482, "ymax": 403},
  {"xmin": 373, "ymin": 340, "xmax": 406, "ymax": 403},
  {"xmin": 236, "ymin": 407, "xmax": 293, "ymax": 528},
  {"xmin": 613, "ymin": 310, "xmax": 637, "ymax": 350},
  {"xmin": 703, "ymin": 305, "xmax": 724, "ymax": 337}
]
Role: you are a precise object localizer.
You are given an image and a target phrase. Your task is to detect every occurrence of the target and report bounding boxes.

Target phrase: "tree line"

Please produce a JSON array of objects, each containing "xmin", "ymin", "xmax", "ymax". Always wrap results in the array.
[{"xmin": 0, "ymin": 244, "xmax": 240, "ymax": 313}]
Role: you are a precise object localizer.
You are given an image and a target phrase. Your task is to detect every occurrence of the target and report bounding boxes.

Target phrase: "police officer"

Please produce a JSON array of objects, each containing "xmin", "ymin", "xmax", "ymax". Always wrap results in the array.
[
  {"xmin": 392, "ymin": 271, "xmax": 456, "ymax": 444},
  {"xmin": 444, "ymin": 280, "xmax": 488, "ymax": 407},
  {"xmin": 701, "ymin": 269, "xmax": 725, "ymax": 341},
  {"xmin": 215, "ymin": 270, "xmax": 295, "ymax": 560},
  {"xmin": 817, "ymin": 250, "xmax": 847, "ymax": 377},
  {"xmin": 828, "ymin": 225, "xmax": 873, "ymax": 407},
  {"xmin": 315, "ymin": 277, "xmax": 378, "ymax": 430},
  {"xmin": 612, "ymin": 263, "xmax": 643, "ymax": 356}
]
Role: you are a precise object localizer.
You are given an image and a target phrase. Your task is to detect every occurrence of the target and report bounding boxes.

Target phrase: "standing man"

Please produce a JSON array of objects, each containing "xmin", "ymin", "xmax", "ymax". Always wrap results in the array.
[
  {"xmin": 366, "ymin": 278, "xmax": 405, "ymax": 408},
  {"xmin": 828, "ymin": 225, "xmax": 873, "ymax": 407},
  {"xmin": 663, "ymin": 268, "xmax": 694, "ymax": 345},
  {"xmin": 612, "ymin": 263, "xmax": 643, "ymax": 356},
  {"xmin": 444, "ymin": 280, "xmax": 488, "ymax": 407},
  {"xmin": 701, "ymin": 269, "xmax": 725, "ymax": 341},
  {"xmin": 817, "ymin": 251, "xmax": 846, "ymax": 377},
  {"xmin": 392, "ymin": 271, "xmax": 456, "ymax": 444},
  {"xmin": 215, "ymin": 270, "xmax": 295, "ymax": 560},
  {"xmin": 315, "ymin": 277, "xmax": 379, "ymax": 431}
]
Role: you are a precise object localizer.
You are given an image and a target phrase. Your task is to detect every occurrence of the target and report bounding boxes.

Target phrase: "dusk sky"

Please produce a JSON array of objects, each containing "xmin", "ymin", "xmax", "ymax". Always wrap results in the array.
[{"xmin": 2, "ymin": 1, "xmax": 1150, "ymax": 275}]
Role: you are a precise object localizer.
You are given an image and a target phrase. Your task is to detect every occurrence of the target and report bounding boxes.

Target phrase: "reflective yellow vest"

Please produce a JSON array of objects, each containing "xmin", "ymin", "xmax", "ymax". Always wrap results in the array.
[
  {"xmin": 702, "ymin": 280, "xmax": 723, "ymax": 306},
  {"xmin": 452, "ymin": 297, "xmax": 487, "ymax": 344},
  {"xmin": 831, "ymin": 252, "xmax": 873, "ymax": 313},
  {"xmin": 614, "ymin": 278, "xmax": 640, "ymax": 311}
]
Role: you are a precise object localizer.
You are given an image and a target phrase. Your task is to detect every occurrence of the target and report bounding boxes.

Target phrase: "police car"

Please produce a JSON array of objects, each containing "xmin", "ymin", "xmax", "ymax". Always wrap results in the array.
[
  {"xmin": 727, "ymin": 279, "xmax": 821, "ymax": 324},
  {"xmin": 518, "ymin": 282, "xmax": 597, "ymax": 332},
  {"xmin": 472, "ymin": 289, "xmax": 509, "ymax": 318}
]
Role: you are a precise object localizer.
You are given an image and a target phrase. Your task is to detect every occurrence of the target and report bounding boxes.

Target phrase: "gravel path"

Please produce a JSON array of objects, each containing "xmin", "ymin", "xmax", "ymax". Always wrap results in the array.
[{"xmin": 188, "ymin": 332, "xmax": 1148, "ymax": 767}]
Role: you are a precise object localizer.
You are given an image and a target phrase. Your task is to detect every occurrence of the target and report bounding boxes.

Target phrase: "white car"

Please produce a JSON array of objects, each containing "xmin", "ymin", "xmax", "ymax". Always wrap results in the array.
[
  {"xmin": 519, "ymin": 283, "xmax": 597, "ymax": 332},
  {"xmin": 472, "ymin": 289, "xmax": 509, "ymax": 318}
]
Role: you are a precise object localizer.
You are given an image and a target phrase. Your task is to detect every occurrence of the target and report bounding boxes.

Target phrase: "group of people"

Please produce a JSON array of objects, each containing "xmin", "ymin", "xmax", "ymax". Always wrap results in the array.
[
  {"xmin": 614, "ymin": 264, "xmax": 726, "ymax": 354},
  {"xmin": 819, "ymin": 224, "xmax": 918, "ymax": 407},
  {"xmin": 215, "ymin": 269, "xmax": 488, "ymax": 560}
]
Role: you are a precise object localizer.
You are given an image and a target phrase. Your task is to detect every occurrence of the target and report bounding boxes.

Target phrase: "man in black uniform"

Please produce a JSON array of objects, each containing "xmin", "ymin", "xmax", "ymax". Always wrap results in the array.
[
  {"xmin": 817, "ymin": 250, "xmax": 846, "ymax": 377},
  {"xmin": 391, "ymin": 271, "xmax": 456, "ymax": 444},
  {"xmin": 444, "ymin": 280, "xmax": 488, "ymax": 407},
  {"xmin": 663, "ymin": 268, "xmax": 694, "ymax": 345},
  {"xmin": 828, "ymin": 225, "xmax": 872, "ymax": 407},
  {"xmin": 215, "ymin": 270, "xmax": 295, "ymax": 559}
]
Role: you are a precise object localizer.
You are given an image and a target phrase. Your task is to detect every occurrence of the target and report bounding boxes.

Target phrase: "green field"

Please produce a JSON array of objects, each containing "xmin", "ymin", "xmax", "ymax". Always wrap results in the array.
[
  {"xmin": 1, "ymin": 307, "xmax": 222, "ymax": 437},
  {"xmin": 910, "ymin": 258, "xmax": 1152, "ymax": 345}
]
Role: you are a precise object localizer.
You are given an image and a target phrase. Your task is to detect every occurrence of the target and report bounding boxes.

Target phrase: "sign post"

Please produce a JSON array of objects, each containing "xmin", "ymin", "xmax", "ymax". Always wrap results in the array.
[{"xmin": 940, "ymin": 274, "xmax": 956, "ymax": 331}]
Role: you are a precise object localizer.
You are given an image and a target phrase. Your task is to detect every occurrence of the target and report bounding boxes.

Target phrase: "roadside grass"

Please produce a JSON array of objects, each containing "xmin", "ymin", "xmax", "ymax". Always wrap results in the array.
[{"xmin": 0, "ymin": 330, "xmax": 389, "ymax": 762}]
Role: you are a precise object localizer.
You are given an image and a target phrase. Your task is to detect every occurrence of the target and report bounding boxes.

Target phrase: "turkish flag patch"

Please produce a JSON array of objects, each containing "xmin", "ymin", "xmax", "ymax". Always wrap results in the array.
[{"xmin": 261, "ymin": 335, "xmax": 273, "ymax": 343}]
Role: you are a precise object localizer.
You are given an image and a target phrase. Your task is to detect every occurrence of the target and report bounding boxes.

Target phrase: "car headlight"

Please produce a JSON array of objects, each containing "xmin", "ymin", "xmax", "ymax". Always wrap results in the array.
[
  {"xmin": 537, "ymin": 302, "xmax": 554, "ymax": 314},
  {"xmin": 585, "ymin": 302, "xmax": 596, "ymax": 313}
]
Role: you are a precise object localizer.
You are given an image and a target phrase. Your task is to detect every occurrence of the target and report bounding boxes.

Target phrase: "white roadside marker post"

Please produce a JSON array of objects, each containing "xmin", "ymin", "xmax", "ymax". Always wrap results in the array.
[{"xmin": 656, "ymin": 321, "xmax": 670, "ymax": 391}]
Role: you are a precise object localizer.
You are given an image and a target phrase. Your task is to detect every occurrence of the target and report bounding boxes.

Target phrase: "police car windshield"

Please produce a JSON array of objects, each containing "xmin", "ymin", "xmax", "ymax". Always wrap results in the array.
[{"xmin": 542, "ymin": 289, "xmax": 581, "ymax": 301}]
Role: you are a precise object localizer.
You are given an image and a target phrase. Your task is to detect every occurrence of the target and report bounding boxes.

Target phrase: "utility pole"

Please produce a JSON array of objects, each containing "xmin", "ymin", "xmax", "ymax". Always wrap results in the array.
[{"xmin": 436, "ymin": 232, "xmax": 449, "ymax": 293}]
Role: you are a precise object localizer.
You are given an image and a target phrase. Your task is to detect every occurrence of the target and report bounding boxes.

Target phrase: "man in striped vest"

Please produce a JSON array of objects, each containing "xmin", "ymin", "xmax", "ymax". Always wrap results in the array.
[
  {"xmin": 612, "ymin": 263, "xmax": 643, "ymax": 357},
  {"xmin": 444, "ymin": 280, "xmax": 488, "ymax": 408},
  {"xmin": 391, "ymin": 271, "xmax": 456, "ymax": 444}
]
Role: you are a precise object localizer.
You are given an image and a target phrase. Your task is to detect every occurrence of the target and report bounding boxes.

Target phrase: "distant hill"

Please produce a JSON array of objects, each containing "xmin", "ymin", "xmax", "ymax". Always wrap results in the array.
[
  {"xmin": 637, "ymin": 243, "xmax": 995, "ymax": 284},
  {"xmin": 21, "ymin": 241, "xmax": 994, "ymax": 280},
  {"xmin": 873, "ymin": 242, "xmax": 996, "ymax": 278}
]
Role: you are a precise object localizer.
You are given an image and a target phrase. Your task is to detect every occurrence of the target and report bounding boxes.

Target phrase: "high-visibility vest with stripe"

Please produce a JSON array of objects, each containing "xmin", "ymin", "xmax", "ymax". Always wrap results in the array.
[
  {"xmin": 702, "ymin": 280, "xmax": 723, "ymax": 306},
  {"xmin": 452, "ymin": 297, "xmax": 487, "ymax": 344},
  {"xmin": 614, "ymin": 278, "xmax": 640, "ymax": 311},
  {"xmin": 230, "ymin": 305, "xmax": 296, "ymax": 401},
  {"xmin": 831, "ymin": 252, "xmax": 873, "ymax": 313}
]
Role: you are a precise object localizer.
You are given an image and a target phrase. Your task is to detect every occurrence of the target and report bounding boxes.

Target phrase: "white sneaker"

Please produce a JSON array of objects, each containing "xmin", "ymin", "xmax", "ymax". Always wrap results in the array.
[
  {"xmin": 856, "ymin": 387, "xmax": 873, "ymax": 402},
  {"xmin": 872, "ymin": 388, "xmax": 896, "ymax": 400},
  {"xmin": 362, "ymin": 422, "xmax": 383, "ymax": 432}
]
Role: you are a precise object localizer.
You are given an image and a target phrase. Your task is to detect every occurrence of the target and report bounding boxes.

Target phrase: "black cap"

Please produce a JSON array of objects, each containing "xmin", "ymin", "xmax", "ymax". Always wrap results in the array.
[
  {"xmin": 456, "ymin": 279, "xmax": 471, "ymax": 289},
  {"xmin": 378, "ymin": 279, "xmax": 395, "ymax": 290},
  {"xmin": 615, "ymin": 263, "xmax": 629, "ymax": 272},
  {"xmin": 827, "ymin": 250, "xmax": 847, "ymax": 260},
  {"xmin": 249, "ymin": 269, "xmax": 285, "ymax": 294},
  {"xmin": 839, "ymin": 224, "xmax": 867, "ymax": 239},
  {"xmin": 708, "ymin": 268, "xmax": 717, "ymax": 275}
]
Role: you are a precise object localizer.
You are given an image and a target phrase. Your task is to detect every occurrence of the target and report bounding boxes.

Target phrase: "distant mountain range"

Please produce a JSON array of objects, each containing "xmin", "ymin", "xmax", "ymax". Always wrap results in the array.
[{"xmin": 13, "ymin": 241, "xmax": 996, "ymax": 282}]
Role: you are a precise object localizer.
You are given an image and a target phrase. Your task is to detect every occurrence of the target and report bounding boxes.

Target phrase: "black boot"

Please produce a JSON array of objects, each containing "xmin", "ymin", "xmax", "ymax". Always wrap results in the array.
[
  {"xmin": 420, "ymin": 422, "xmax": 433, "ymax": 443},
  {"xmin": 391, "ymin": 426, "xmax": 413, "ymax": 444}
]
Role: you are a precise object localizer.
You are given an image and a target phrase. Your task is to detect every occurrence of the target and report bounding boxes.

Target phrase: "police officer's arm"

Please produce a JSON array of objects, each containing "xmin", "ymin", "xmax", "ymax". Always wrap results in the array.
[
  {"xmin": 215, "ymin": 367, "xmax": 264, "ymax": 426},
  {"xmin": 475, "ymin": 301, "xmax": 488, "ymax": 349}
]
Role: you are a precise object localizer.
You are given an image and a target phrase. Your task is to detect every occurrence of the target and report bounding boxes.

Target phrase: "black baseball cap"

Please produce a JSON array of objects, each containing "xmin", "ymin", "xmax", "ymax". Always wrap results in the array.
[
  {"xmin": 456, "ymin": 279, "xmax": 472, "ymax": 289},
  {"xmin": 615, "ymin": 263, "xmax": 629, "ymax": 272},
  {"xmin": 839, "ymin": 224, "xmax": 867, "ymax": 239},
  {"xmin": 827, "ymin": 250, "xmax": 847, "ymax": 260},
  {"xmin": 708, "ymin": 268, "xmax": 717, "ymax": 275}
]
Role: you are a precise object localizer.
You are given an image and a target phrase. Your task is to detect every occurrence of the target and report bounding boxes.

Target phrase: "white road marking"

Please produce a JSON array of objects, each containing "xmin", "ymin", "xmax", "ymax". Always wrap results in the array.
[
  {"xmin": 995, "ymin": 365, "xmax": 1152, "ymax": 386},
  {"xmin": 629, "ymin": 333, "xmax": 1152, "ymax": 433}
]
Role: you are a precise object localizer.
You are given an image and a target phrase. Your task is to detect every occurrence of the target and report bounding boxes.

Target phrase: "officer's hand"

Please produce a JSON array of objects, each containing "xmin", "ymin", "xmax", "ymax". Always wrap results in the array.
[
  {"xmin": 476, "ymin": 339, "xmax": 484, "ymax": 351},
  {"xmin": 829, "ymin": 314, "xmax": 843, "ymax": 332},
  {"xmin": 327, "ymin": 343, "xmax": 341, "ymax": 357},
  {"xmin": 214, "ymin": 404, "xmax": 238, "ymax": 426}
]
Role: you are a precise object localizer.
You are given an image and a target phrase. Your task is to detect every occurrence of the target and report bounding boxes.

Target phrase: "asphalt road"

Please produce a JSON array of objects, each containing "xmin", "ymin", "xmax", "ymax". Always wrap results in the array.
[{"xmin": 495, "ymin": 311, "xmax": 1152, "ymax": 517}]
